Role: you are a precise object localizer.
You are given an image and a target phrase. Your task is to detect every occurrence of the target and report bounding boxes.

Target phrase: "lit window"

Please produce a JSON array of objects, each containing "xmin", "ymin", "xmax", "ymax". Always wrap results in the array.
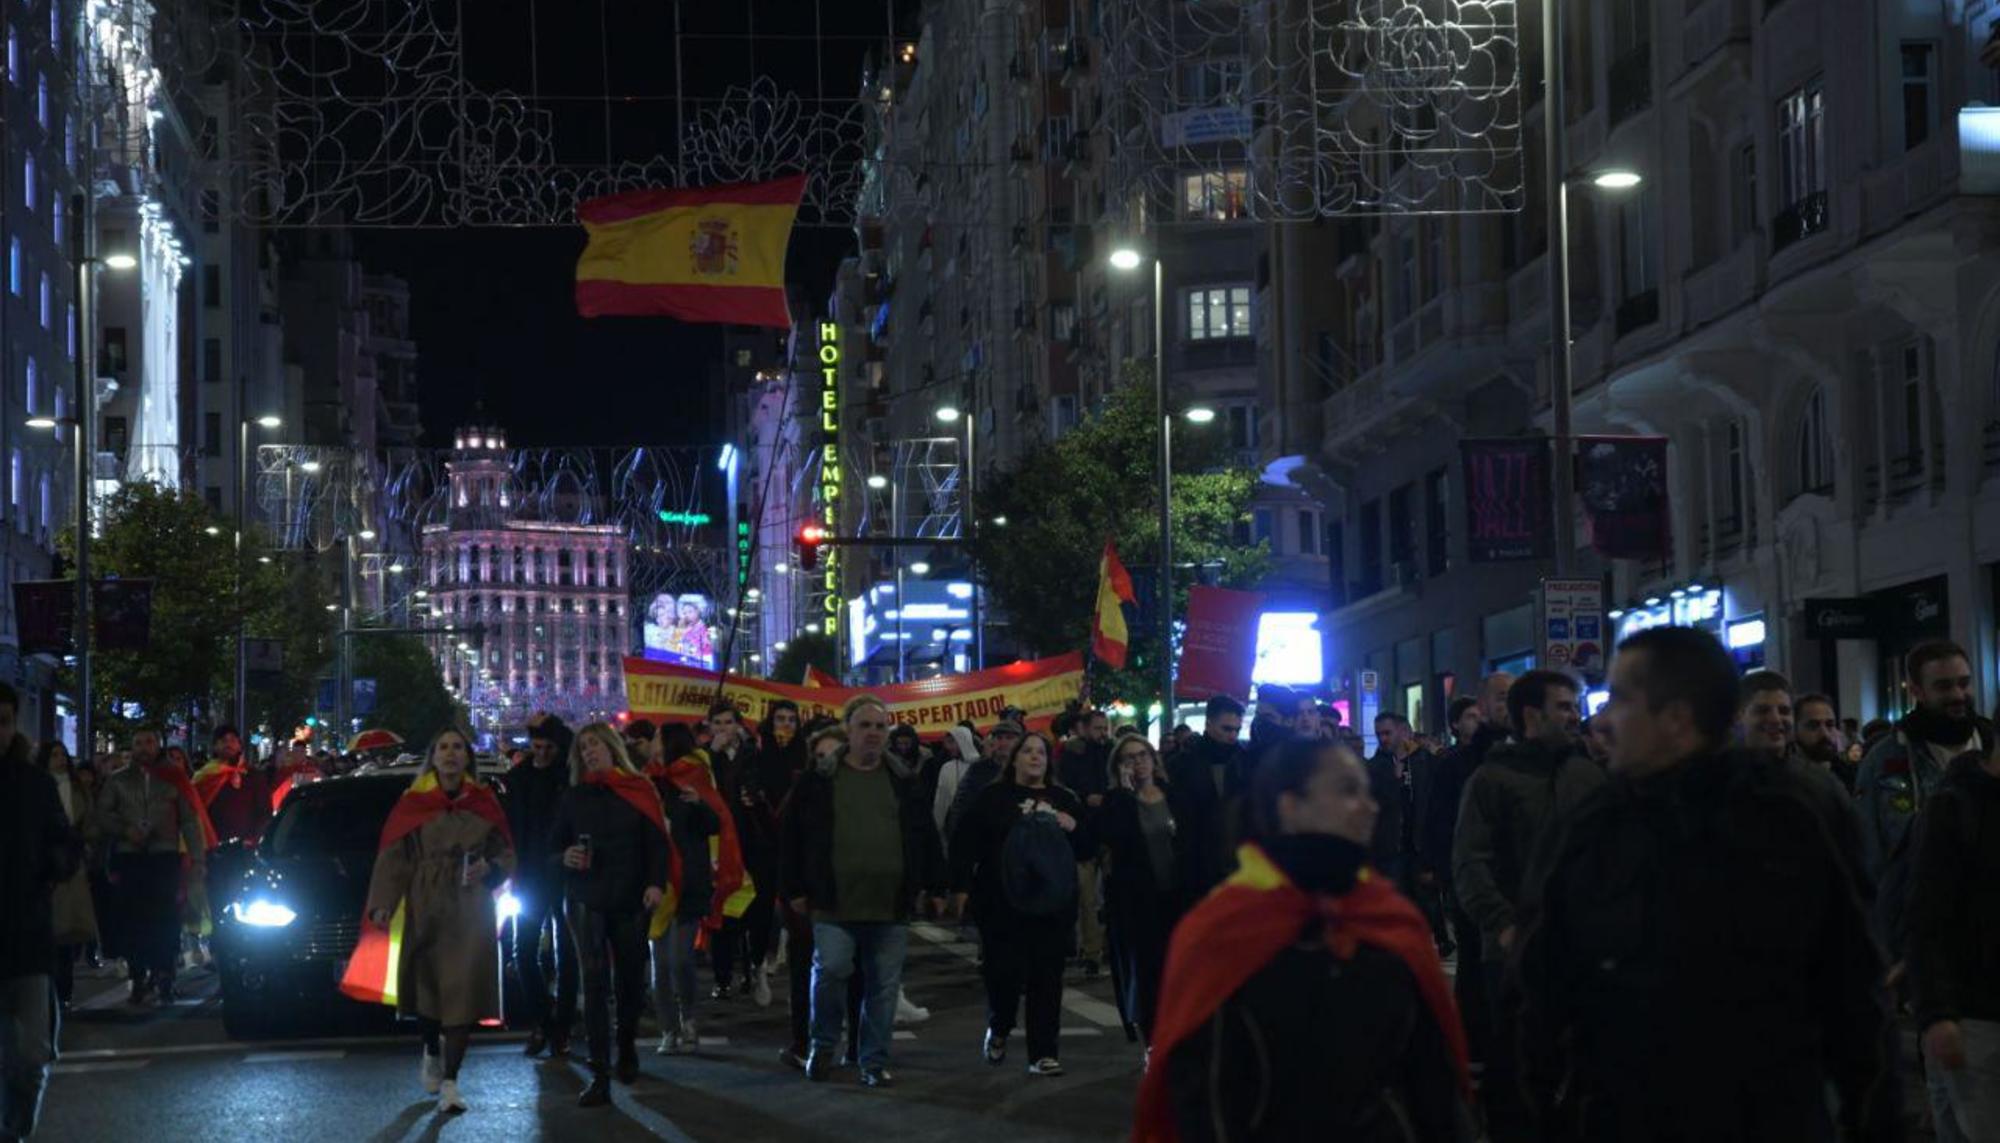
[
  {"xmin": 1184, "ymin": 285, "xmax": 1252, "ymax": 341},
  {"xmin": 22, "ymin": 154, "xmax": 32, "ymax": 212},
  {"xmin": 1180, "ymin": 170, "xmax": 1250, "ymax": 221},
  {"xmin": 39, "ymin": 274, "xmax": 50, "ymax": 329},
  {"xmin": 8, "ymin": 240, "xmax": 19, "ymax": 295}
]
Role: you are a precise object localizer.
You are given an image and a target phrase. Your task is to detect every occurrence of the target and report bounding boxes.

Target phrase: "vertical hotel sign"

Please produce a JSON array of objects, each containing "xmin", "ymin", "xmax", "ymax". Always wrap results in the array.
[{"xmin": 817, "ymin": 321, "xmax": 842, "ymax": 641}]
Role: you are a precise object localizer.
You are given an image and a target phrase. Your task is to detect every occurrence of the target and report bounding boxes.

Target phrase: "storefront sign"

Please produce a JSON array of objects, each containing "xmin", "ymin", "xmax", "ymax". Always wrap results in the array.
[
  {"xmin": 817, "ymin": 321, "xmax": 842, "ymax": 640},
  {"xmin": 1615, "ymin": 587, "xmax": 1723, "ymax": 643},
  {"xmin": 1540, "ymin": 578, "xmax": 1606, "ymax": 679},
  {"xmin": 1460, "ymin": 438, "xmax": 1552, "ymax": 562},
  {"xmin": 1803, "ymin": 598, "xmax": 1879, "ymax": 640}
]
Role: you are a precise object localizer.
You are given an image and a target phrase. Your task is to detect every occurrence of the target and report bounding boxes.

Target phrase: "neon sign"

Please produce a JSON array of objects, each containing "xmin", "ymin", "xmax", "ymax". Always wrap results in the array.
[
  {"xmin": 818, "ymin": 321, "xmax": 842, "ymax": 640},
  {"xmin": 657, "ymin": 510, "xmax": 713, "ymax": 527}
]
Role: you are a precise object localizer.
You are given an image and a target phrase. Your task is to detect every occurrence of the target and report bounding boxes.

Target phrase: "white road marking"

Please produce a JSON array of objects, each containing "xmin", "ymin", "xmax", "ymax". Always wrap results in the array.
[
  {"xmin": 243, "ymin": 1050, "xmax": 348, "ymax": 1063},
  {"xmin": 52, "ymin": 1060, "xmax": 150, "ymax": 1074},
  {"xmin": 912, "ymin": 923, "xmax": 1130, "ymax": 1030},
  {"xmin": 1057, "ymin": 1027, "xmax": 1102, "ymax": 1038},
  {"xmin": 892, "ymin": 1030, "xmax": 917, "ymax": 1041},
  {"xmin": 57, "ymin": 1030, "xmax": 527, "ymax": 1062}
]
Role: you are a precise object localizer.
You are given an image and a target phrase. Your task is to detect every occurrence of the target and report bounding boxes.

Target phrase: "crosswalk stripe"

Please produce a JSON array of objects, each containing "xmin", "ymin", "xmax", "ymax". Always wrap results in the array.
[
  {"xmin": 1058, "ymin": 1027, "xmax": 1102, "ymax": 1037},
  {"xmin": 52, "ymin": 1060, "xmax": 150, "ymax": 1074},
  {"xmin": 243, "ymin": 1050, "xmax": 348, "ymax": 1063}
]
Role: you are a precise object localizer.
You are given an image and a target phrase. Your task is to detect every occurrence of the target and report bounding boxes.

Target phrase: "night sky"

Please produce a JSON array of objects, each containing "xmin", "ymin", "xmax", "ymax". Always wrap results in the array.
[{"xmin": 350, "ymin": 0, "xmax": 901, "ymax": 448}]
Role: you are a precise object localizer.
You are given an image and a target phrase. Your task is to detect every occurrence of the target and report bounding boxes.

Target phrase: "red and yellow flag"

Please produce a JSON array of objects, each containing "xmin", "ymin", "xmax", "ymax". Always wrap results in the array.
[
  {"xmin": 575, "ymin": 174, "xmax": 806, "ymax": 327},
  {"xmin": 1091, "ymin": 541, "xmax": 1138, "ymax": 669}
]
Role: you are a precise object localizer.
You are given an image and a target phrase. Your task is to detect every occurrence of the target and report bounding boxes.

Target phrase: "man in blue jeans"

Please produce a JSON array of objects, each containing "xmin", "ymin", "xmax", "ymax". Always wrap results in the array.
[
  {"xmin": 1, "ymin": 682, "xmax": 81, "ymax": 1140},
  {"xmin": 780, "ymin": 695, "xmax": 945, "ymax": 1088}
]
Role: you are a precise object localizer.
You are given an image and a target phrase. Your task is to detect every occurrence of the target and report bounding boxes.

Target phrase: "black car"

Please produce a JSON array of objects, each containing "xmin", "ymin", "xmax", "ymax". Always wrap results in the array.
[{"xmin": 212, "ymin": 764, "xmax": 521, "ymax": 1039}]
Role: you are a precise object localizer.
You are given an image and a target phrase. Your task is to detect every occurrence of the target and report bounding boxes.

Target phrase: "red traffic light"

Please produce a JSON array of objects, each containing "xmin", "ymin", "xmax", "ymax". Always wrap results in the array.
[{"xmin": 797, "ymin": 523, "xmax": 826, "ymax": 570}]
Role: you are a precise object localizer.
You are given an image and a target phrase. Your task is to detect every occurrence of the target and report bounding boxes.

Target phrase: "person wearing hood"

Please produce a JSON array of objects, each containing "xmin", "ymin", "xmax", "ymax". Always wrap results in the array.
[
  {"xmin": 1857, "ymin": 640, "xmax": 1991, "ymax": 964},
  {"xmin": 1909, "ymin": 738, "xmax": 2000, "ymax": 1142},
  {"xmin": 1515, "ymin": 627, "xmax": 1897, "ymax": 1142},
  {"xmin": 1134, "ymin": 736, "xmax": 1474, "ymax": 1142},
  {"xmin": 944, "ymin": 721, "xmax": 1024, "ymax": 858},
  {"xmin": 930, "ymin": 725, "xmax": 984, "ymax": 840},
  {"xmin": 1452, "ymin": 669, "xmax": 1603, "ymax": 1142}
]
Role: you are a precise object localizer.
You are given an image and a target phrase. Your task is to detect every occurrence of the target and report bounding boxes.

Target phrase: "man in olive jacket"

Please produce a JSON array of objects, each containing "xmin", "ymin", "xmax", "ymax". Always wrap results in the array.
[{"xmin": 1453, "ymin": 669, "xmax": 1603, "ymax": 1143}]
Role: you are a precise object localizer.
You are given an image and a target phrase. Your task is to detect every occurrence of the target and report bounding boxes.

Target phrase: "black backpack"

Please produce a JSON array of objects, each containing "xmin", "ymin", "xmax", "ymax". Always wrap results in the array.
[{"xmin": 1001, "ymin": 806, "xmax": 1078, "ymax": 917}]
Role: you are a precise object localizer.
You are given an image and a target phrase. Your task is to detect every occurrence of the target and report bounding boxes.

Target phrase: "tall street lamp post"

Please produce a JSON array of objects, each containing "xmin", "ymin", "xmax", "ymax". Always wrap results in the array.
[
  {"xmin": 234, "ymin": 379, "xmax": 282, "ymax": 737},
  {"xmin": 1109, "ymin": 245, "xmax": 1173, "ymax": 726}
]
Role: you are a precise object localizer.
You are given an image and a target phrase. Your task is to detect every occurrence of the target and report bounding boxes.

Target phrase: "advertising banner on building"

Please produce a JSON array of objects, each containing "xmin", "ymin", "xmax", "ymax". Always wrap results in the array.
[
  {"xmin": 624, "ymin": 652, "xmax": 1086, "ymax": 735},
  {"xmin": 1576, "ymin": 435, "xmax": 1672, "ymax": 560},
  {"xmin": 12, "ymin": 580, "xmax": 73, "ymax": 656},
  {"xmin": 1176, "ymin": 586, "xmax": 1266, "ymax": 702},
  {"xmin": 92, "ymin": 579, "xmax": 155, "ymax": 653},
  {"xmin": 1540, "ymin": 578, "xmax": 1606, "ymax": 680},
  {"xmin": 1460, "ymin": 438, "xmax": 1552, "ymax": 562}
]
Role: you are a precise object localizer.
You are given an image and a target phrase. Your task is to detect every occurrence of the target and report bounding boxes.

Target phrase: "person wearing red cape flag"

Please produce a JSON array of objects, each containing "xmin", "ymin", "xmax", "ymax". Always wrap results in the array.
[
  {"xmin": 346, "ymin": 728, "xmax": 514, "ymax": 1117},
  {"xmin": 190, "ymin": 724, "xmax": 275, "ymax": 848},
  {"xmin": 642, "ymin": 715, "xmax": 752, "ymax": 939},
  {"xmin": 1133, "ymin": 737, "xmax": 1474, "ymax": 1143},
  {"xmin": 1092, "ymin": 541, "xmax": 1138, "ymax": 669},
  {"xmin": 546, "ymin": 723, "xmax": 677, "ymax": 1108},
  {"xmin": 94, "ymin": 728, "xmax": 215, "ymax": 1006}
]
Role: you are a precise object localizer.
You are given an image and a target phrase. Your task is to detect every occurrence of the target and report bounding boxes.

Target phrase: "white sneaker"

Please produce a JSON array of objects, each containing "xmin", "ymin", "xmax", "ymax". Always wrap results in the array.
[
  {"xmin": 437, "ymin": 1078, "xmax": 467, "ymax": 1114},
  {"xmin": 1027, "ymin": 1057, "xmax": 1065, "ymax": 1077},
  {"xmin": 752, "ymin": 967, "xmax": 772, "ymax": 1008},
  {"xmin": 420, "ymin": 1050, "xmax": 443, "ymax": 1094},
  {"xmin": 894, "ymin": 990, "xmax": 930, "ymax": 1026},
  {"xmin": 655, "ymin": 1030, "xmax": 678, "ymax": 1056}
]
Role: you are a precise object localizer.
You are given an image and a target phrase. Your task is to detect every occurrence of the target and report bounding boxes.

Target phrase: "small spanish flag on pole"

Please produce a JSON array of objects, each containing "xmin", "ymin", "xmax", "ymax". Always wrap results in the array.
[
  {"xmin": 1091, "ymin": 540, "xmax": 1138, "ymax": 669},
  {"xmin": 575, "ymin": 174, "xmax": 807, "ymax": 328}
]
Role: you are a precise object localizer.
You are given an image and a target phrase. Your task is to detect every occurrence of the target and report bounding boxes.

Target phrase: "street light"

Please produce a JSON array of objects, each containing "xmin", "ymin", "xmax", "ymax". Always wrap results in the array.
[
  {"xmin": 234, "ymin": 404, "xmax": 285, "ymax": 735},
  {"xmin": 991, "ymin": 515, "xmax": 1007, "ymax": 527},
  {"xmin": 773, "ymin": 562, "xmax": 790, "ymax": 574},
  {"xmin": 866, "ymin": 474, "xmax": 888, "ymax": 490},
  {"xmin": 1590, "ymin": 169, "xmax": 1643, "ymax": 190},
  {"xmin": 387, "ymin": 562, "xmax": 406, "ymax": 574},
  {"xmin": 932, "ymin": 404, "xmax": 983, "ymax": 667},
  {"xmin": 1184, "ymin": 406, "xmax": 1217, "ymax": 425},
  {"xmin": 357, "ymin": 529, "xmax": 377, "ymax": 541},
  {"xmin": 909, "ymin": 561, "xmax": 931, "ymax": 576},
  {"xmin": 102, "ymin": 252, "xmax": 136, "ymax": 271},
  {"xmin": 1109, "ymin": 242, "xmax": 1175, "ymax": 725},
  {"xmin": 25, "ymin": 416, "xmax": 57, "ymax": 430},
  {"xmin": 204, "ymin": 525, "xmax": 221, "ymax": 536},
  {"xmin": 934, "ymin": 405, "xmax": 961, "ymax": 424}
]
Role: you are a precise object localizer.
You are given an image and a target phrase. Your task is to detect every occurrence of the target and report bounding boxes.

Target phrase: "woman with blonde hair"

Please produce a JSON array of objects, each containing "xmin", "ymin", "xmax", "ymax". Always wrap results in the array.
[
  {"xmin": 547, "ymin": 722, "xmax": 673, "ymax": 1107},
  {"xmin": 361, "ymin": 727, "xmax": 514, "ymax": 1115}
]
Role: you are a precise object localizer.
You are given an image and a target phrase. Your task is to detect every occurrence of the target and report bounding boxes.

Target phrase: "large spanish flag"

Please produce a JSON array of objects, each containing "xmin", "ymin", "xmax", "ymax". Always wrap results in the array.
[
  {"xmin": 575, "ymin": 174, "xmax": 806, "ymax": 327},
  {"xmin": 1091, "ymin": 541, "xmax": 1138, "ymax": 669}
]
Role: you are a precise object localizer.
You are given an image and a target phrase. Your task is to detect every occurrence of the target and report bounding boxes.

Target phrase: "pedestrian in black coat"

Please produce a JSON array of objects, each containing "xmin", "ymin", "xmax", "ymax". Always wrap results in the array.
[
  {"xmin": 1165, "ymin": 696, "xmax": 1249, "ymax": 891},
  {"xmin": 1093, "ymin": 734, "xmax": 1196, "ymax": 1043},
  {"xmin": 949, "ymin": 731, "xmax": 1091, "ymax": 1076},
  {"xmin": 1908, "ymin": 746, "xmax": 2000, "ymax": 1141},
  {"xmin": 512, "ymin": 716, "xmax": 578, "ymax": 1057},
  {"xmin": 1515, "ymin": 628, "xmax": 1898, "ymax": 1142}
]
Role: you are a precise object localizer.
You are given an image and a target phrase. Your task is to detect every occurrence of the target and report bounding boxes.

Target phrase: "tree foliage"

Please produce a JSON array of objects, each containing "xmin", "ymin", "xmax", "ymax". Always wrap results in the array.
[
  {"xmin": 61, "ymin": 483, "xmax": 334, "ymax": 740},
  {"xmin": 769, "ymin": 633, "xmax": 839, "ymax": 686},
  {"xmin": 350, "ymin": 635, "xmax": 467, "ymax": 746},
  {"xmin": 972, "ymin": 366, "xmax": 1268, "ymax": 709}
]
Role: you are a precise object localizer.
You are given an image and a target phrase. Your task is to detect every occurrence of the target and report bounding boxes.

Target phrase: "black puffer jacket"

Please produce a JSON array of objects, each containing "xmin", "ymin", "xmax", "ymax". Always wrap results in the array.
[
  {"xmin": 1166, "ymin": 834, "xmax": 1475, "ymax": 1143},
  {"xmin": 545, "ymin": 783, "xmax": 673, "ymax": 914},
  {"xmin": 779, "ymin": 748, "xmax": 944, "ymax": 920},
  {"xmin": 1909, "ymin": 751, "xmax": 2000, "ymax": 1030},
  {"xmin": 506, "ymin": 761, "xmax": 570, "ymax": 891},
  {"xmin": 1515, "ymin": 748, "xmax": 1898, "ymax": 1142},
  {"xmin": 2, "ymin": 742, "xmax": 82, "ymax": 980}
]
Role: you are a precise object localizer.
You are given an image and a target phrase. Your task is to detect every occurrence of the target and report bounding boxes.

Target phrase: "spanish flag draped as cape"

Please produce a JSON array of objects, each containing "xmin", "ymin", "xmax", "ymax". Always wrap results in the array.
[
  {"xmin": 575, "ymin": 174, "xmax": 806, "ymax": 328},
  {"xmin": 144, "ymin": 761, "xmax": 218, "ymax": 851},
  {"xmin": 1131, "ymin": 843, "xmax": 1470, "ymax": 1141},
  {"xmin": 338, "ymin": 771, "xmax": 512, "ymax": 1009},
  {"xmin": 581, "ymin": 766, "xmax": 684, "ymax": 941},
  {"xmin": 190, "ymin": 759, "xmax": 247, "ymax": 808},
  {"xmin": 644, "ymin": 749, "xmax": 752, "ymax": 939}
]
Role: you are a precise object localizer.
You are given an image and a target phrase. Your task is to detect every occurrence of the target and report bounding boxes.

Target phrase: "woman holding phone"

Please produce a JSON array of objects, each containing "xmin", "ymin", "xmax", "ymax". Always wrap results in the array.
[
  {"xmin": 547, "ymin": 723, "xmax": 673, "ymax": 1107},
  {"xmin": 362, "ymin": 728, "xmax": 514, "ymax": 1115}
]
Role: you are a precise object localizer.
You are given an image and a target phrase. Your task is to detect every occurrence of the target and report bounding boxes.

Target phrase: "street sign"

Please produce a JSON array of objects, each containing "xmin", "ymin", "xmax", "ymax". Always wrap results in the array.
[
  {"xmin": 244, "ymin": 638, "xmax": 285, "ymax": 675},
  {"xmin": 1359, "ymin": 669, "xmax": 1380, "ymax": 694},
  {"xmin": 1541, "ymin": 578, "xmax": 1606, "ymax": 681}
]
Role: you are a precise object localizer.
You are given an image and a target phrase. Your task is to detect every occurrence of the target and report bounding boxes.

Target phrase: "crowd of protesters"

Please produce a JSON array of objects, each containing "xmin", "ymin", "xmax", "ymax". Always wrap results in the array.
[{"xmin": 8, "ymin": 619, "xmax": 2000, "ymax": 1138}]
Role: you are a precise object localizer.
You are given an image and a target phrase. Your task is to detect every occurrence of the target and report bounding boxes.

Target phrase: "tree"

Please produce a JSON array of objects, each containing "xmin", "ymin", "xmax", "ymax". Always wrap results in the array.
[
  {"xmin": 972, "ymin": 366, "xmax": 1269, "ymax": 712},
  {"xmin": 769, "ymin": 633, "xmax": 839, "ymax": 686},
  {"xmin": 60, "ymin": 483, "xmax": 334, "ymax": 743},
  {"xmin": 349, "ymin": 635, "xmax": 466, "ymax": 746}
]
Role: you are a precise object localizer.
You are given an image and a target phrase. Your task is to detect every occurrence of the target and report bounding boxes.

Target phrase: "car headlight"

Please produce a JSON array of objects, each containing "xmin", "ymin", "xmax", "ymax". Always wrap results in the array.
[
  {"xmin": 229, "ymin": 899, "xmax": 298, "ymax": 928},
  {"xmin": 496, "ymin": 891, "xmax": 522, "ymax": 922}
]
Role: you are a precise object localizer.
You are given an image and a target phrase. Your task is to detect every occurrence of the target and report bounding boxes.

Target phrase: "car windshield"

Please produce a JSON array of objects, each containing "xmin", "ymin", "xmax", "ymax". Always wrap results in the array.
[{"xmin": 264, "ymin": 781, "xmax": 409, "ymax": 858}]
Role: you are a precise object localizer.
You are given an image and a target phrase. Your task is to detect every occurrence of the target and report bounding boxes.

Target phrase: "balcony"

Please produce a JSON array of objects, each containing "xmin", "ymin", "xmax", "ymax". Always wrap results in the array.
[
  {"xmin": 1613, "ymin": 288, "xmax": 1659, "ymax": 338},
  {"xmin": 1009, "ymin": 136, "xmax": 1034, "ymax": 165},
  {"xmin": 1012, "ymin": 303, "xmax": 1035, "ymax": 334},
  {"xmin": 1771, "ymin": 190, "xmax": 1829, "ymax": 253},
  {"xmin": 1607, "ymin": 46, "xmax": 1652, "ymax": 128},
  {"xmin": 1062, "ymin": 130, "xmax": 1093, "ymax": 176},
  {"xmin": 1009, "ymin": 223, "xmax": 1030, "ymax": 253},
  {"xmin": 1007, "ymin": 51, "xmax": 1032, "ymax": 85}
]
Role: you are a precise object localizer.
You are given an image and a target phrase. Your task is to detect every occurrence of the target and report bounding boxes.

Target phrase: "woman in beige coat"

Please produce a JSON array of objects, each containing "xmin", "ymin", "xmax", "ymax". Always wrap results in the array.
[{"xmin": 364, "ymin": 728, "xmax": 515, "ymax": 1115}]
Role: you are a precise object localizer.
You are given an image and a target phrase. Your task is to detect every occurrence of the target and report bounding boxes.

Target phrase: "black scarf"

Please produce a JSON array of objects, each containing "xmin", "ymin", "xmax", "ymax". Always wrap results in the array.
[{"xmin": 1902, "ymin": 704, "xmax": 1980, "ymax": 750}]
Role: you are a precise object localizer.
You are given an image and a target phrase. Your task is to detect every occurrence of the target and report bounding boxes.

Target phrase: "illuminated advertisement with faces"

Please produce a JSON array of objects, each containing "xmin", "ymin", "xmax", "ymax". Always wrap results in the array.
[
  {"xmin": 1252, "ymin": 612, "xmax": 1325, "ymax": 687},
  {"xmin": 643, "ymin": 591, "xmax": 717, "ymax": 670}
]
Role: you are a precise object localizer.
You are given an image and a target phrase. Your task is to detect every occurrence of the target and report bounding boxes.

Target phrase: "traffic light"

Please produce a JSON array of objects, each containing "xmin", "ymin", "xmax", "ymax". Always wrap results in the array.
[{"xmin": 797, "ymin": 523, "xmax": 826, "ymax": 570}]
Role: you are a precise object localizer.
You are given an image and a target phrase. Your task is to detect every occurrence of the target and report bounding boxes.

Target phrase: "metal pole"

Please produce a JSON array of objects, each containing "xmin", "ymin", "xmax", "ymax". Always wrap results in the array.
[
  {"xmin": 338, "ymin": 535, "xmax": 355, "ymax": 742},
  {"xmin": 967, "ymin": 414, "xmax": 982, "ymax": 669},
  {"xmin": 894, "ymin": 482, "xmax": 906, "ymax": 683},
  {"xmin": 234, "ymin": 375, "xmax": 247, "ymax": 736},
  {"xmin": 1545, "ymin": 0, "xmax": 1575, "ymax": 576},
  {"xmin": 70, "ymin": 191, "xmax": 94, "ymax": 758},
  {"xmin": 1154, "ymin": 257, "xmax": 1173, "ymax": 725}
]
